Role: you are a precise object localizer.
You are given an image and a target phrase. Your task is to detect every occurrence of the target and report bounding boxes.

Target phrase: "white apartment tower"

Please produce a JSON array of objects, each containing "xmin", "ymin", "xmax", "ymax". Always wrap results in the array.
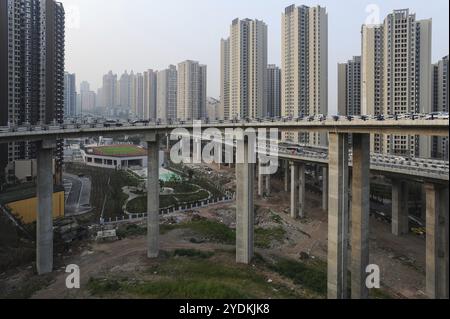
[
  {"xmin": 220, "ymin": 38, "xmax": 231, "ymax": 120},
  {"xmin": 64, "ymin": 72, "xmax": 77, "ymax": 117},
  {"xmin": 157, "ymin": 65, "xmax": 178, "ymax": 121},
  {"xmin": 135, "ymin": 73, "xmax": 144, "ymax": 119},
  {"xmin": 281, "ymin": 5, "xmax": 328, "ymax": 146},
  {"xmin": 432, "ymin": 56, "xmax": 449, "ymax": 160},
  {"xmin": 177, "ymin": 60, "xmax": 207, "ymax": 121},
  {"xmin": 102, "ymin": 71, "xmax": 118, "ymax": 109},
  {"xmin": 143, "ymin": 69, "xmax": 158, "ymax": 120},
  {"xmin": 228, "ymin": 18, "xmax": 268, "ymax": 119},
  {"xmin": 361, "ymin": 9, "xmax": 432, "ymax": 157},
  {"xmin": 118, "ymin": 71, "xmax": 132, "ymax": 109}
]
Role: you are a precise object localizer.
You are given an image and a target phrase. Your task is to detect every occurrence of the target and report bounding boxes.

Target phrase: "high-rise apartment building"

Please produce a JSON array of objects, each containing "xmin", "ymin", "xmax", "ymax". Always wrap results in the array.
[
  {"xmin": 266, "ymin": 64, "xmax": 281, "ymax": 118},
  {"xmin": 226, "ymin": 18, "xmax": 267, "ymax": 119},
  {"xmin": 102, "ymin": 71, "xmax": 118, "ymax": 109},
  {"xmin": 220, "ymin": 38, "xmax": 231, "ymax": 120},
  {"xmin": 118, "ymin": 71, "xmax": 132, "ymax": 109},
  {"xmin": 0, "ymin": 0, "xmax": 65, "ymax": 182},
  {"xmin": 432, "ymin": 56, "xmax": 449, "ymax": 160},
  {"xmin": 64, "ymin": 72, "xmax": 77, "ymax": 117},
  {"xmin": 80, "ymin": 81, "xmax": 96, "ymax": 112},
  {"xmin": 135, "ymin": 73, "xmax": 144, "ymax": 119},
  {"xmin": 177, "ymin": 60, "xmax": 207, "ymax": 121},
  {"xmin": 338, "ymin": 56, "xmax": 361, "ymax": 116},
  {"xmin": 143, "ymin": 70, "xmax": 158, "ymax": 120},
  {"xmin": 129, "ymin": 71, "xmax": 137, "ymax": 115},
  {"xmin": 281, "ymin": 5, "xmax": 328, "ymax": 146},
  {"xmin": 361, "ymin": 9, "xmax": 432, "ymax": 157},
  {"xmin": 157, "ymin": 65, "xmax": 178, "ymax": 121}
]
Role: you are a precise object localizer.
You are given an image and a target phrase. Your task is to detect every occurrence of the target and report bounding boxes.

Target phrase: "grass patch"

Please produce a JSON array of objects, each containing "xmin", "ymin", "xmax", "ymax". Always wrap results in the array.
[
  {"xmin": 1, "ymin": 274, "xmax": 53, "ymax": 299},
  {"xmin": 88, "ymin": 253, "xmax": 302, "ymax": 299},
  {"xmin": 169, "ymin": 220, "xmax": 236, "ymax": 245},
  {"xmin": 159, "ymin": 221, "xmax": 235, "ymax": 246},
  {"xmin": 267, "ymin": 258, "xmax": 327, "ymax": 296},
  {"xmin": 95, "ymin": 146, "xmax": 146, "ymax": 157},
  {"xmin": 116, "ymin": 224, "xmax": 146, "ymax": 239},
  {"xmin": 162, "ymin": 221, "xmax": 287, "ymax": 248},
  {"xmin": 370, "ymin": 287, "xmax": 394, "ymax": 299},
  {"xmin": 255, "ymin": 227, "xmax": 286, "ymax": 249},
  {"xmin": 174, "ymin": 190, "xmax": 210, "ymax": 204},
  {"xmin": 270, "ymin": 212, "xmax": 283, "ymax": 224},
  {"xmin": 173, "ymin": 249, "xmax": 214, "ymax": 259}
]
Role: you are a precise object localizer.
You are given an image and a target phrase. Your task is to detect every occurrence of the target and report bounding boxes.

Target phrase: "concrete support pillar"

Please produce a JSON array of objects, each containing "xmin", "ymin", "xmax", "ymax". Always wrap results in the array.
[
  {"xmin": 290, "ymin": 162, "xmax": 299, "ymax": 219},
  {"xmin": 420, "ymin": 185, "xmax": 426, "ymax": 221},
  {"xmin": 350, "ymin": 134, "xmax": 370, "ymax": 299},
  {"xmin": 258, "ymin": 163, "xmax": 264, "ymax": 197},
  {"xmin": 284, "ymin": 160, "xmax": 289, "ymax": 192},
  {"xmin": 147, "ymin": 134, "xmax": 160, "ymax": 258},
  {"xmin": 36, "ymin": 140, "xmax": 55, "ymax": 275},
  {"xmin": 193, "ymin": 138, "xmax": 201, "ymax": 163},
  {"xmin": 425, "ymin": 183, "xmax": 449, "ymax": 299},
  {"xmin": 265, "ymin": 174, "xmax": 271, "ymax": 196},
  {"xmin": 322, "ymin": 167, "xmax": 328, "ymax": 211},
  {"xmin": 327, "ymin": 132, "xmax": 349, "ymax": 299},
  {"xmin": 391, "ymin": 180, "xmax": 409, "ymax": 236},
  {"xmin": 236, "ymin": 138, "xmax": 255, "ymax": 264},
  {"xmin": 298, "ymin": 163, "xmax": 305, "ymax": 218}
]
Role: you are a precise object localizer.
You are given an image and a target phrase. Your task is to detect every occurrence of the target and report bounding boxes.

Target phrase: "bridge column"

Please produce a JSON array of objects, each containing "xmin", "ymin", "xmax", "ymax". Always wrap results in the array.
[
  {"xmin": 391, "ymin": 179, "xmax": 409, "ymax": 236},
  {"xmin": 299, "ymin": 163, "xmax": 306, "ymax": 218},
  {"xmin": 290, "ymin": 162, "xmax": 299, "ymax": 219},
  {"xmin": 193, "ymin": 138, "xmax": 201, "ymax": 163},
  {"xmin": 147, "ymin": 134, "xmax": 160, "ymax": 258},
  {"xmin": 265, "ymin": 174, "xmax": 271, "ymax": 196},
  {"xmin": 322, "ymin": 166, "xmax": 328, "ymax": 211},
  {"xmin": 36, "ymin": 140, "xmax": 55, "ymax": 275},
  {"xmin": 258, "ymin": 163, "xmax": 264, "ymax": 197},
  {"xmin": 284, "ymin": 160, "xmax": 289, "ymax": 192},
  {"xmin": 327, "ymin": 132, "xmax": 349, "ymax": 299},
  {"xmin": 425, "ymin": 183, "xmax": 449, "ymax": 299},
  {"xmin": 350, "ymin": 134, "xmax": 370, "ymax": 299},
  {"xmin": 236, "ymin": 136, "xmax": 255, "ymax": 264}
]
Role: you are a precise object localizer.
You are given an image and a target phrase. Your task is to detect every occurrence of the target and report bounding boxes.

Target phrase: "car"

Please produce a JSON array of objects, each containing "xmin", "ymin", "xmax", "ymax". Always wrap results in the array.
[
  {"xmin": 360, "ymin": 115, "xmax": 369, "ymax": 121},
  {"xmin": 132, "ymin": 120, "xmax": 150, "ymax": 125},
  {"xmin": 104, "ymin": 120, "xmax": 123, "ymax": 128},
  {"xmin": 318, "ymin": 114, "xmax": 326, "ymax": 121}
]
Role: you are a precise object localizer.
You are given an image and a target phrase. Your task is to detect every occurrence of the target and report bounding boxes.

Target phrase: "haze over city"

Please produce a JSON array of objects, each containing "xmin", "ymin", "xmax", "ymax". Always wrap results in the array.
[{"xmin": 61, "ymin": 0, "xmax": 449, "ymax": 113}]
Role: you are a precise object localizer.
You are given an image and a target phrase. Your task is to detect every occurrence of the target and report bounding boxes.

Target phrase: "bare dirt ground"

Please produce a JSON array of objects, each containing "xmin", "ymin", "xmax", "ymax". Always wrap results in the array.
[{"xmin": 1, "ymin": 163, "xmax": 427, "ymax": 299}]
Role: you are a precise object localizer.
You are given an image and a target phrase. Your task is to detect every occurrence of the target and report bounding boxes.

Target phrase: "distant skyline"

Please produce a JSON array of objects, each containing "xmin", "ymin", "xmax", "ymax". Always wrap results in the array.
[{"xmin": 61, "ymin": 0, "xmax": 449, "ymax": 114}]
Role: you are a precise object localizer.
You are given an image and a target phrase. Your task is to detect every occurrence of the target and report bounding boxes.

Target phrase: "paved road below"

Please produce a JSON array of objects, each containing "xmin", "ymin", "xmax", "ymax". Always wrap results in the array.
[{"xmin": 63, "ymin": 173, "xmax": 92, "ymax": 216}]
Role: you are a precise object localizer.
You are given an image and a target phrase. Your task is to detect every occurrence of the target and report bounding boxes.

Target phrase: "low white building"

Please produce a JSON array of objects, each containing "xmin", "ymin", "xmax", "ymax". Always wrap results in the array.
[{"xmin": 82, "ymin": 145, "xmax": 148, "ymax": 170}]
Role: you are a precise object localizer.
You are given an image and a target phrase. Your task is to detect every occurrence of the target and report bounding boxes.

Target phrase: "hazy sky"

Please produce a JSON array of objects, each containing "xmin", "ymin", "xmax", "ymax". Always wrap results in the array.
[{"xmin": 61, "ymin": 0, "xmax": 449, "ymax": 113}]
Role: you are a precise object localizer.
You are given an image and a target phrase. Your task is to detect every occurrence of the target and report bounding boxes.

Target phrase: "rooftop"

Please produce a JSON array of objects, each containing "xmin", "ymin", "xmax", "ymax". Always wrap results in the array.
[{"xmin": 86, "ymin": 145, "xmax": 147, "ymax": 158}]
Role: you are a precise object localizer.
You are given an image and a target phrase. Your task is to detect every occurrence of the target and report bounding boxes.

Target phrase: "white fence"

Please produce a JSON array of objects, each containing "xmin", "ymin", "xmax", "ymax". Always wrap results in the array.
[{"xmin": 101, "ymin": 194, "xmax": 235, "ymax": 225}]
